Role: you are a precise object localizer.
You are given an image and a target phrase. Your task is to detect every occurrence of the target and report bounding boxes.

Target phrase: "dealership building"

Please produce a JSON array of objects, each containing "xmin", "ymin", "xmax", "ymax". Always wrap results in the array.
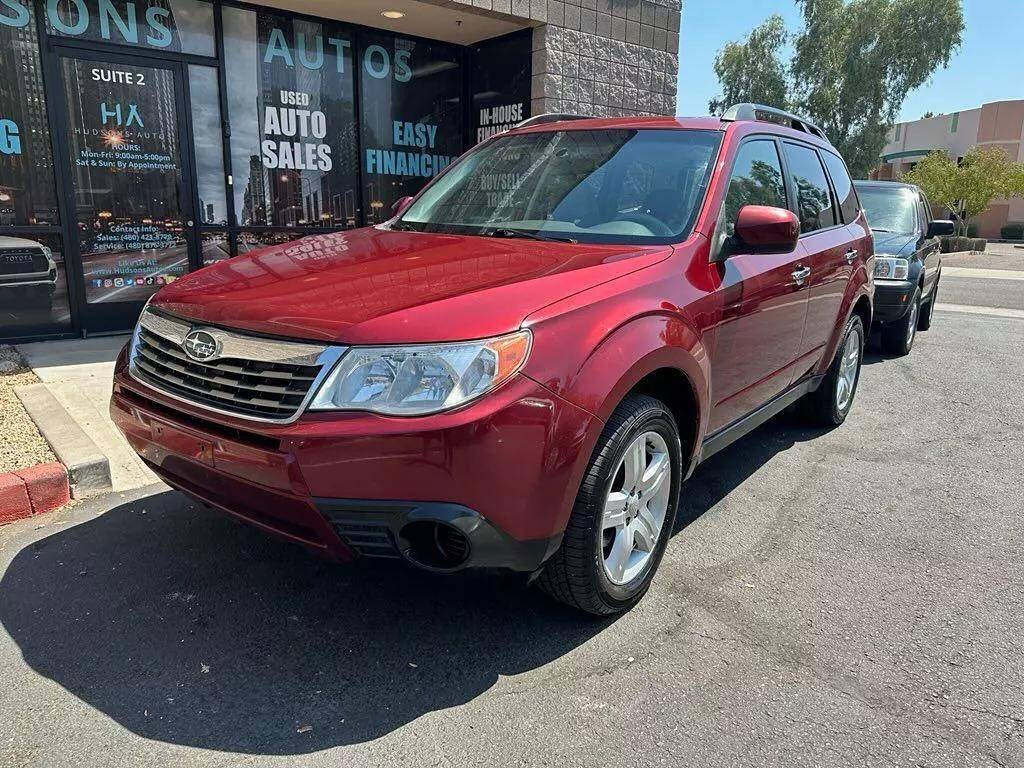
[
  {"xmin": 874, "ymin": 99, "xmax": 1024, "ymax": 238},
  {"xmin": 0, "ymin": 0, "xmax": 681, "ymax": 342}
]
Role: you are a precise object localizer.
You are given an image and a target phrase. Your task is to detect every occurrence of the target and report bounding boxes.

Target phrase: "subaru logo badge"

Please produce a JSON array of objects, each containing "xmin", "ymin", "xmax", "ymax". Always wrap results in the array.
[{"xmin": 182, "ymin": 330, "xmax": 219, "ymax": 362}]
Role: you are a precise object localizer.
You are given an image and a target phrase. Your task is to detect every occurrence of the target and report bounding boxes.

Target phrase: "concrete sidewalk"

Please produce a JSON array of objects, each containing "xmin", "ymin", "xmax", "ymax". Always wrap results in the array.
[{"xmin": 16, "ymin": 336, "xmax": 156, "ymax": 493}]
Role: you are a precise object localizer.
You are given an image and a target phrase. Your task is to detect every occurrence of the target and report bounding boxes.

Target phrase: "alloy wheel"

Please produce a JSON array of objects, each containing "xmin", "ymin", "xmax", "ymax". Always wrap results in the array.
[
  {"xmin": 600, "ymin": 431, "xmax": 672, "ymax": 585},
  {"xmin": 906, "ymin": 299, "xmax": 919, "ymax": 347},
  {"xmin": 835, "ymin": 329, "xmax": 861, "ymax": 412}
]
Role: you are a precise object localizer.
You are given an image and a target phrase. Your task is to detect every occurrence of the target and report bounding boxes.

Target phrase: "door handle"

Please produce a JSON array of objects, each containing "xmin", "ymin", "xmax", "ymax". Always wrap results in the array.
[
  {"xmin": 791, "ymin": 265, "xmax": 811, "ymax": 286},
  {"xmin": 845, "ymin": 249, "xmax": 858, "ymax": 264}
]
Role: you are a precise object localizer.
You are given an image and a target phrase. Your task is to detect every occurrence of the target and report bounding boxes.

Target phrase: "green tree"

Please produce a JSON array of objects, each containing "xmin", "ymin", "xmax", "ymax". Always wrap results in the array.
[
  {"xmin": 709, "ymin": 0, "xmax": 964, "ymax": 178},
  {"xmin": 708, "ymin": 15, "xmax": 789, "ymax": 116},
  {"xmin": 905, "ymin": 146, "xmax": 1024, "ymax": 235}
]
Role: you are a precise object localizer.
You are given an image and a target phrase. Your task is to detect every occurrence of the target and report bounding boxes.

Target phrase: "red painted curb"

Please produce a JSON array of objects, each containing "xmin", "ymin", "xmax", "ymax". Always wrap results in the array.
[{"xmin": 0, "ymin": 462, "xmax": 70, "ymax": 525}]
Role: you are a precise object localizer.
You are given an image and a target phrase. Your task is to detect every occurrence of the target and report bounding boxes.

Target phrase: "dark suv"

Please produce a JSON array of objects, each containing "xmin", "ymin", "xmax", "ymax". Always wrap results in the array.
[
  {"xmin": 854, "ymin": 180, "xmax": 954, "ymax": 355},
  {"xmin": 111, "ymin": 104, "xmax": 873, "ymax": 615}
]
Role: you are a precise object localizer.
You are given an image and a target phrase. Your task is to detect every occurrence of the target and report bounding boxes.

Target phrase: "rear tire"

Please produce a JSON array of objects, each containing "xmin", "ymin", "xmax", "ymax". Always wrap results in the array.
[
  {"xmin": 881, "ymin": 287, "xmax": 921, "ymax": 356},
  {"xmin": 803, "ymin": 314, "xmax": 864, "ymax": 427},
  {"xmin": 536, "ymin": 394, "xmax": 682, "ymax": 616}
]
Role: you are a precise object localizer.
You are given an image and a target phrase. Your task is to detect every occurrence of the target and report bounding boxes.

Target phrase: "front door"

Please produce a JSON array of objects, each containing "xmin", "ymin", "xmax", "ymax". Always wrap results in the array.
[
  {"xmin": 54, "ymin": 50, "xmax": 197, "ymax": 334},
  {"xmin": 707, "ymin": 137, "xmax": 810, "ymax": 434}
]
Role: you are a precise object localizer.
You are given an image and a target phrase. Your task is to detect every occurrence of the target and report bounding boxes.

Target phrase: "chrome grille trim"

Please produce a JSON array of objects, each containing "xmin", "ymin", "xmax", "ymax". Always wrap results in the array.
[
  {"xmin": 128, "ymin": 308, "xmax": 347, "ymax": 424},
  {"xmin": 138, "ymin": 310, "xmax": 328, "ymax": 366}
]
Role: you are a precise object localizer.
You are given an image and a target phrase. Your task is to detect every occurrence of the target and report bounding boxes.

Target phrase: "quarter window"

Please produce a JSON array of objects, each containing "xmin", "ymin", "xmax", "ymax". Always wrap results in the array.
[
  {"xmin": 822, "ymin": 151, "xmax": 859, "ymax": 224},
  {"xmin": 722, "ymin": 140, "xmax": 787, "ymax": 237},
  {"xmin": 783, "ymin": 143, "xmax": 836, "ymax": 233}
]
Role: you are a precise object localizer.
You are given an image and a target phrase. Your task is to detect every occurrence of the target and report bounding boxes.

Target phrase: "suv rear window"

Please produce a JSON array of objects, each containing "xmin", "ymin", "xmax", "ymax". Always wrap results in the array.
[
  {"xmin": 782, "ymin": 142, "xmax": 836, "ymax": 233},
  {"xmin": 399, "ymin": 129, "xmax": 722, "ymax": 244},
  {"xmin": 821, "ymin": 151, "xmax": 860, "ymax": 224}
]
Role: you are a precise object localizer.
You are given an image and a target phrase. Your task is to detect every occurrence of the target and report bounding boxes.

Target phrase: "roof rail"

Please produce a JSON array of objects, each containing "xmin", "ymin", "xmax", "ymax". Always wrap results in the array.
[
  {"xmin": 721, "ymin": 103, "xmax": 830, "ymax": 143},
  {"xmin": 515, "ymin": 113, "xmax": 590, "ymax": 128}
]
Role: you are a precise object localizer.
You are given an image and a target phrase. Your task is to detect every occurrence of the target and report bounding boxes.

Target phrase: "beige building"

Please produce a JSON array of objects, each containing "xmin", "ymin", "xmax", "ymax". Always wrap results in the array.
[{"xmin": 874, "ymin": 99, "xmax": 1024, "ymax": 238}]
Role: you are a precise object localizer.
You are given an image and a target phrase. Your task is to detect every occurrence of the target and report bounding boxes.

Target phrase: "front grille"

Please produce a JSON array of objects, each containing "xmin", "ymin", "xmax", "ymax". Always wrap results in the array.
[
  {"xmin": 0, "ymin": 249, "xmax": 47, "ymax": 275},
  {"xmin": 130, "ymin": 309, "xmax": 343, "ymax": 422}
]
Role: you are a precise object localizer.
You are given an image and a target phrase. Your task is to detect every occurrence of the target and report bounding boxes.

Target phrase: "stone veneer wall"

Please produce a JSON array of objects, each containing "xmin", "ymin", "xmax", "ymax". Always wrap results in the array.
[
  {"xmin": 529, "ymin": 0, "xmax": 680, "ymax": 118},
  {"xmin": 436, "ymin": 0, "xmax": 681, "ymax": 118}
]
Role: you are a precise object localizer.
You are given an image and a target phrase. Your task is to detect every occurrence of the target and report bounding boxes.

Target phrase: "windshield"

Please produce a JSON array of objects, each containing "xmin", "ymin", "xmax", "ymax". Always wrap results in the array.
[
  {"xmin": 397, "ymin": 129, "xmax": 722, "ymax": 244},
  {"xmin": 858, "ymin": 187, "xmax": 919, "ymax": 234}
]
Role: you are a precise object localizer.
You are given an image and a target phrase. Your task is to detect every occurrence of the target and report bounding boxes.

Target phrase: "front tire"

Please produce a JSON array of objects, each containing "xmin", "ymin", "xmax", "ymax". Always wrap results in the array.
[
  {"xmin": 537, "ymin": 394, "xmax": 682, "ymax": 616},
  {"xmin": 881, "ymin": 286, "xmax": 921, "ymax": 356},
  {"xmin": 918, "ymin": 277, "xmax": 938, "ymax": 331},
  {"xmin": 803, "ymin": 314, "xmax": 864, "ymax": 427}
]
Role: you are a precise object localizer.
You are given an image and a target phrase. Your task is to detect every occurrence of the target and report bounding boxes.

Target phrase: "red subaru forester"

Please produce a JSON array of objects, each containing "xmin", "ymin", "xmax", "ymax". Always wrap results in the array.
[{"xmin": 111, "ymin": 105, "xmax": 873, "ymax": 615}]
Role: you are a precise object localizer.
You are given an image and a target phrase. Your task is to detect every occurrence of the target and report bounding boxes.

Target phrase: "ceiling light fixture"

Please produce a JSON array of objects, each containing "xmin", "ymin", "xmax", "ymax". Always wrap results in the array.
[{"xmin": 381, "ymin": 10, "xmax": 405, "ymax": 18}]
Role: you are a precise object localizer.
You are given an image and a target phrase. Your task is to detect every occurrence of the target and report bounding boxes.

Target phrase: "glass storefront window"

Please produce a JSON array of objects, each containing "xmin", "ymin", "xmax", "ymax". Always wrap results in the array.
[
  {"xmin": 188, "ymin": 65, "xmax": 228, "ymax": 226},
  {"xmin": 0, "ymin": 0, "xmax": 59, "ymax": 226},
  {"xmin": 43, "ymin": 0, "xmax": 216, "ymax": 57},
  {"xmin": 60, "ymin": 57, "xmax": 190, "ymax": 304},
  {"xmin": 236, "ymin": 229, "xmax": 307, "ymax": 254},
  {"xmin": 0, "ymin": 233, "xmax": 73, "ymax": 337},
  {"xmin": 200, "ymin": 229, "xmax": 229, "ymax": 265},
  {"xmin": 358, "ymin": 31, "xmax": 463, "ymax": 224},
  {"xmin": 223, "ymin": 6, "xmax": 359, "ymax": 229}
]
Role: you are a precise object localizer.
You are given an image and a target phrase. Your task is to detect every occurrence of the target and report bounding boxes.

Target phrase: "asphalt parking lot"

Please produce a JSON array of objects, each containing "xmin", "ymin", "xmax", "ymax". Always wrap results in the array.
[{"xmin": 2, "ymin": 272, "xmax": 1022, "ymax": 767}]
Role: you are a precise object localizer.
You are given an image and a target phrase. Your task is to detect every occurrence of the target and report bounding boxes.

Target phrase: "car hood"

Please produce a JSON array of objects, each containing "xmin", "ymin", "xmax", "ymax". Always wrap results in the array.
[
  {"xmin": 872, "ymin": 231, "xmax": 917, "ymax": 257},
  {"xmin": 151, "ymin": 227, "xmax": 672, "ymax": 344}
]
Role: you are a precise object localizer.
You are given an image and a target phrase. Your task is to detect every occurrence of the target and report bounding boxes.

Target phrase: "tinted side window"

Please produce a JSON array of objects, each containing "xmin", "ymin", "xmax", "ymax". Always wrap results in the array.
[
  {"xmin": 783, "ymin": 143, "xmax": 836, "ymax": 233},
  {"xmin": 822, "ymin": 151, "xmax": 859, "ymax": 224},
  {"xmin": 918, "ymin": 193, "xmax": 933, "ymax": 227},
  {"xmin": 723, "ymin": 140, "xmax": 787, "ymax": 236}
]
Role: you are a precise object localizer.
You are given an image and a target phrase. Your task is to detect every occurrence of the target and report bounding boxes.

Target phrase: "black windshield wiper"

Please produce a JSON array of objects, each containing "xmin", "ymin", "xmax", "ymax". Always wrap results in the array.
[
  {"xmin": 389, "ymin": 221, "xmax": 421, "ymax": 232},
  {"xmin": 870, "ymin": 227, "xmax": 896, "ymax": 233},
  {"xmin": 487, "ymin": 227, "xmax": 578, "ymax": 244}
]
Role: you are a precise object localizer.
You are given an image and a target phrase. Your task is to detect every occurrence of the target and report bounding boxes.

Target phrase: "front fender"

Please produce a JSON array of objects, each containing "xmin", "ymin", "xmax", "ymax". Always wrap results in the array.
[{"xmin": 524, "ymin": 309, "xmax": 710, "ymax": 466}]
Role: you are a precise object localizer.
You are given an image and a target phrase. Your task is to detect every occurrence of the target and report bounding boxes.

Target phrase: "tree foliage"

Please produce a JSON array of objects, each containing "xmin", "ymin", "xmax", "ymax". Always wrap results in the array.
[
  {"xmin": 708, "ymin": 16, "xmax": 789, "ymax": 116},
  {"xmin": 905, "ymin": 147, "xmax": 1024, "ymax": 234},
  {"xmin": 708, "ymin": 0, "xmax": 964, "ymax": 177}
]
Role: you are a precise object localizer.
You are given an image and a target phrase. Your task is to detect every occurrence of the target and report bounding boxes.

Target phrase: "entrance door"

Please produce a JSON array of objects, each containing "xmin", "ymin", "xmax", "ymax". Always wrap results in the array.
[{"xmin": 54, "ymin": 50, "xmax": 198, "ymax": 334}]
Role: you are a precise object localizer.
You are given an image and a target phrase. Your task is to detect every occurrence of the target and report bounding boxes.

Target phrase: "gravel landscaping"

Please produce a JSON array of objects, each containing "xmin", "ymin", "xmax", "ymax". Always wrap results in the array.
[{"xmin": 0, "ymin": 346, "xmax": 56, "ymax": 474}]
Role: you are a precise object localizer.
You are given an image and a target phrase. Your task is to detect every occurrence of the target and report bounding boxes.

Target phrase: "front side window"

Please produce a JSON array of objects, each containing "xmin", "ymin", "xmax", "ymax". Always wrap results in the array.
[
  {"xmin": 399, "ymin": 129, "xmax": 722, "ymax": 244},
  {"xmin": 858, "ymin": 186, "xmax": 919, "ymax": 234},
  {"xmin": 722, "ymin": 139, "xmax": 787, "ymax": 237},
  {"xmin": 782, "ymin": 143, "xmax": 836, "ymax": 233}
]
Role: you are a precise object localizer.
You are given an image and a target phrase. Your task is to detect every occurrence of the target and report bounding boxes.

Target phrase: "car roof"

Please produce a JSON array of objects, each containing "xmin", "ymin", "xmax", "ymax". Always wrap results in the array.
[
  {"xmin": 505, "ymin": 114, "xmax": 837, "ymax": 151},
  {"xmin": 507, "ymin": 115, "xmax": 725, "ymax": 134}
]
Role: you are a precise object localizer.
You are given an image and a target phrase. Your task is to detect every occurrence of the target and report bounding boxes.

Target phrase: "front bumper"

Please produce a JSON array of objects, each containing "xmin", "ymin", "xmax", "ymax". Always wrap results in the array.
[
  {"xmin": 0, "ymin": 273, "xmax": 57, "ymax": 290},
  {"xmin": 110, "ymin": 345, "xmax": 598, "ymax": 572},
  {"xmin": 872, "ymin": 279, "xmax": 916, "ymax": 323}
]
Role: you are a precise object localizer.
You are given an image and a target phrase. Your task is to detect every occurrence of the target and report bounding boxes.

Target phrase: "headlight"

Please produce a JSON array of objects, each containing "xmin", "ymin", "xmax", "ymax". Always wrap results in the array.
[
  {"xmin": 41, "ymin": 245, "xmax": 53, "ymax": 260},
  {"xmin": 874, "ymin": 257, "xmax": 909, "ymax": 280},
  {"xmin": 309, "ymin": 331, "xmax": 532, "ymax": 415}
]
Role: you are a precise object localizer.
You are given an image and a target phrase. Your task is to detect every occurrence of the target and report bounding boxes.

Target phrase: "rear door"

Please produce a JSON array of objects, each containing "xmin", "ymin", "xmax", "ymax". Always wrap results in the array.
[
  {"xmin": 707, "ymin": 137, "xmax": 811, "ymax": 434},
  {"xmin": 782, "ymin": 142, "xmax": 850, "ymax": 379}
]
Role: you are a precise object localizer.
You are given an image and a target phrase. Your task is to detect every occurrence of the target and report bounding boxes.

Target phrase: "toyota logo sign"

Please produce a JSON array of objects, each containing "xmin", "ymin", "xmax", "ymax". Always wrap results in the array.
[{"xmin": 182, "ymin": 330, "xmax": 219, "ymax": 362}]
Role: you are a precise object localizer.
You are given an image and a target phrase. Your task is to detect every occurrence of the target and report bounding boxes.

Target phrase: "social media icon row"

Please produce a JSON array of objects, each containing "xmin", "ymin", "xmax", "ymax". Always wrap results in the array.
[{"xmin": 92, "ymin": 274, "xmax": 177, "ymax": 289}]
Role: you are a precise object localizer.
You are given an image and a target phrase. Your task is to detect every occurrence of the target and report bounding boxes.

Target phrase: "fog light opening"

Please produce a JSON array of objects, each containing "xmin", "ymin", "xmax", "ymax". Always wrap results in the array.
[{"xmin": 400, "ymin": 521, "xmax": 471, "ymax": 570}]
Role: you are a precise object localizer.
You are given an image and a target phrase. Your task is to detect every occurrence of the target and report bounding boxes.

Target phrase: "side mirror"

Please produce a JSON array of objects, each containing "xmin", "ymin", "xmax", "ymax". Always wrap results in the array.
[
  {"xmin": 927, "ymin": 219, "xmax": 955, "ymax": 238},
  {"xmin": 391, "ymin": 196, "xmax": 414, "ymax": 217},
  {"xmin": 733, "ymin": 205, "xmax": 801, "ymax": 254}
]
